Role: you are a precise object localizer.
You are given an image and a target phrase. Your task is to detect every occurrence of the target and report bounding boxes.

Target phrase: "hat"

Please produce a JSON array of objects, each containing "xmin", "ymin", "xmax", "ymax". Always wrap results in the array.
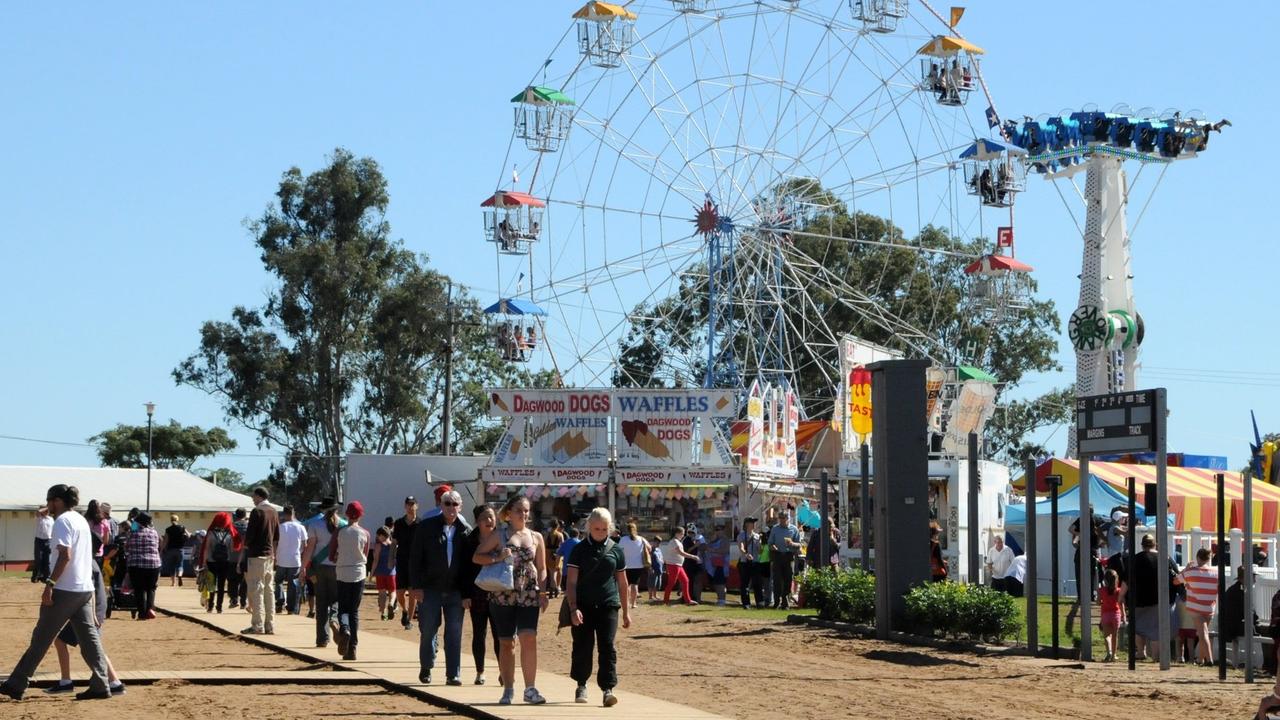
[
  {"xmin": 433, "ymin": 484, "xmax": 453, "ymax": 501},
  {"xmin": 404, "ymin": 495, "xmax": 418, "ymax": 505},
  {"xmin": 345, "ymin": 501, "xmax": 365, "ymax": 521},
  {"xmin": 320, "ymin": 496, "xmax": 338, "ymax": 510},
  {"xmin": 1111, "ymin": 510, "xmax": 1126, "ymax": 522}
]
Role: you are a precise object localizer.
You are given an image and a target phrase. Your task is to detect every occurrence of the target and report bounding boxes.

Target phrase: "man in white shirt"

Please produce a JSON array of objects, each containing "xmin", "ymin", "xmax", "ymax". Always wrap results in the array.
[
  {"xmin": 274, "ymin": 505, "xmax": 307, "ymax": 615},
  {"xmin": 984, "ymin": 534, "xmax": 1016, "ymax": 593},
  {"xmin": 31, "ymin": 507, "xmax": 54, "ymax": 583},
  {"xmin": 1, "ymin": 484, "xmax": 112, "ymax": 701}
]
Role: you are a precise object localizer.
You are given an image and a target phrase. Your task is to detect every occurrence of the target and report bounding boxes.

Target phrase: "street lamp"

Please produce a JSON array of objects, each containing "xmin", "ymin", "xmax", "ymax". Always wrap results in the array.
[{"xmin": 145, "ymin": 402, "xmax": 155, "ymax": 512}]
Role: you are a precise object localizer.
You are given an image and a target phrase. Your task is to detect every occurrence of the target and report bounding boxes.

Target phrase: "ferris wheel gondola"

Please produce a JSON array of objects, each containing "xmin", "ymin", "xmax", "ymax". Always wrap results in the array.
[
  {"xmin": 481, "ymin": 190, "xmax": 544, "ymax": 255},
  {"xmin": 959, "ymin": 138, "xmax": 1026, "ymax": 209},
  {"xmin": 484, "ymin": 298, "xmax": 547, "ymax": 363},
  {"xmin": 573, "ymin": 1, "xmax": 637, "ymax": 69},
  {"xmin": 918, "ymin": 35, "xmax": 983, "ymax": 107}
]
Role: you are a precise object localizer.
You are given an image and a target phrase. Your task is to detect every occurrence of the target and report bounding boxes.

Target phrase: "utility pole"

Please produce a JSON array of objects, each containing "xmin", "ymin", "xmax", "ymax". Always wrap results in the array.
[{"xmin": 441, "ymin": 280, "xmax": 455, "ymax": 456}]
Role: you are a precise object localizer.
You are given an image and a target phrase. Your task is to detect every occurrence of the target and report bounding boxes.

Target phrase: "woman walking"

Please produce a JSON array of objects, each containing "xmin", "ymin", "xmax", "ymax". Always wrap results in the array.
[
  {"xmin": 161, "ymin": 515, "xmax": 188, "ymax": 587},
  {"xmin": 473, "ymin": 495, "xmax": 549, "ymax": 705},
  {"xmin": 200, "ymin": 512, "xmax": 241, "ymax": 613},
  {"xmin": 662, "ymin": 526, "xmax": 700, "ymax": 606},
  {"xmin": 566, "ymin": 508, "xmax": 631, "ymax": 707},
  {"xmin": 546, "ymin": 518, "xmax": 565, "ymax": 598},
  {"xmin": 334, "ymin": 501, "xmax": 370, "ymax": 661},
  {"xmin": 617, "ymin": 523, "xmax": 648, "ymax": 610},
  {"xmin": 125, "ymin": 513, "xmax": 162, "ymax": 620},
  {"xmin": 462, "ymin": 504, "xmax": 502, "ymax": 685},
  {"xmin": 370, "ymin": 527, "xmax": 396, "ymax": 620},
  {"xmin": 703, "ymin": 524, "xmax": 731, "ymax": 606}
]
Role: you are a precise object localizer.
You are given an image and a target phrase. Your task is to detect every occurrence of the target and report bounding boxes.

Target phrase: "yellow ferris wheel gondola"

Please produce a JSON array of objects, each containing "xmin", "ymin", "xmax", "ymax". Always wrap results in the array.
[
  {"xmin": 917, "ymin": 35, "xmax": 984, "ymax": 107},
  {"xmin": 573, "ymin": 1, "xmax": 637, "ymax": 68}
]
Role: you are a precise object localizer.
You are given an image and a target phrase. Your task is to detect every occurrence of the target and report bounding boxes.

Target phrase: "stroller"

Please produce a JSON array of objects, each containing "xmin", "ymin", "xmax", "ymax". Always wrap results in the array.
[{"xmin": 105, "ymin": 551, "xmax": 138, "ymax": 619}]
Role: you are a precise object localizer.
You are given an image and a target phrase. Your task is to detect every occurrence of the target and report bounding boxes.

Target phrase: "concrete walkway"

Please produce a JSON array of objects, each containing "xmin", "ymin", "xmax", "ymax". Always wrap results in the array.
[{"xmin": 156, "ymin": 586, "xmax": 728, "ymax": 720}]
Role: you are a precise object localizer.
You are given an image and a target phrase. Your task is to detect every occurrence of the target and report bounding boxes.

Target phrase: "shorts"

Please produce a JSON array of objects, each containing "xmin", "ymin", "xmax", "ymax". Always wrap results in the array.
[
  {"xmin": 375, "ymin": 575, "xmax": 396, "ymax": 592},
  {"xmin": 162, "ymin": 548, "xmax": 185, "ymax": 576},
  {"xmin": 491, "ymin": 603, "xmax": 540, "ymax": 639},
  {"xmin": 1178, "ymin": 628, "xmax": 1197, "ymax": 639},
  {"xmin": 625, "ymin": 568, "xmax": 643, "ymax": 585}
]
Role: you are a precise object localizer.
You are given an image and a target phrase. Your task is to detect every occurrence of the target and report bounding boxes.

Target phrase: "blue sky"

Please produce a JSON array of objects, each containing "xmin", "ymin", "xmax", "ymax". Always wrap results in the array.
[{"xmin": 2, "ymin": 1, "xmax": 1274, "ymax": 483}]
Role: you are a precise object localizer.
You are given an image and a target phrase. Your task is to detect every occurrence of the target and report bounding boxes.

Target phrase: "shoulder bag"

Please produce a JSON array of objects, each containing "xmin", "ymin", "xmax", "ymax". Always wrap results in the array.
[{"xmin": 475, "ymin": 527, "xmax": 515, "ymax": 593}]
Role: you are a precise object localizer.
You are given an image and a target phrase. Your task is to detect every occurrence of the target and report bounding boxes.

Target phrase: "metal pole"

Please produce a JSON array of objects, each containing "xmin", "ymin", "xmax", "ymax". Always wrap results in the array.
[
  {"xmin": 1127, "ymin": 477, "xmax": 1137, "ymax": 671},
  {"xmin": 146, "ymin": 412, "xmax": 153, "ymax": 513},
  {"xmin": 1078, "ymin": 454, "xmax": 1092, "ymax": 661},
  {"xmin": 1155, "ymin": 388, "xmax": 1171, "ymax": 671},
  {"xmin": 820, "ymin": 469, "xmax": 830, "ymax": 572},
  {"xmin": 1217, "ymin": 472, "xmax": 1226, "ymax": 681},
  {"xmin": 441, "ymin": 280, "xmax": 455, "ymax": 456},
  {"xmin": 1245, "ymin": 469, "xmax": 1256, "ymax": 683},
  {"xmin": 967, "ymin": 432, "xmax": 980, "ymax": 585},
  {"xmin": 1051, "ymin": 478, "xmax": 1060, "ymax": 660},
  {"xmin": 1025, "ymin": 458, "xmax": 1038, "ymax": 657},
  {"xmin": 860, "ymin": 442, "xmax": 871, "ymax": 573}
]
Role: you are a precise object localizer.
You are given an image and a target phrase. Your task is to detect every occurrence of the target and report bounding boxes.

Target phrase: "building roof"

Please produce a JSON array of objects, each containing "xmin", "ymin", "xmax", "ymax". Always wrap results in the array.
[{"xmin": 0, "ymin": 465, "xmax": 258, "ymax": 513}]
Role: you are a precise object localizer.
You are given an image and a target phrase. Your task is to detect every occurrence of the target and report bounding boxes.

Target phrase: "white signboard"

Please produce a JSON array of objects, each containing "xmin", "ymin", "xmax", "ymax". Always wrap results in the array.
[
  {"xmin": 617, "ymin": 468, "xmax": 738, "ymax": 485},
  {"xmin": 481, "ymin": 467, "xmax": 608, "ymax": 484},
  {"xmin": 746, "ymin": 381, "xmax": 798, "ymax": 477},
  {"xmin": 838, "ymin": 335, "xmax": 902, "ymax": 453},
  {"xmin": 487, "ymin": 390, "xmax": 611, "ymax": 467},
  {"xmin": 615, "ymin": 389, "xmax": 736, "ymax": 468}
]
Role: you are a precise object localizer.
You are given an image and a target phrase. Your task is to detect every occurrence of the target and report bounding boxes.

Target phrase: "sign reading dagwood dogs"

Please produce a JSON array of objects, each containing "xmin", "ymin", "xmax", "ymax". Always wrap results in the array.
[{"xmin": 484, "ymin": 388, "xmax": 739, "ymax": 483}]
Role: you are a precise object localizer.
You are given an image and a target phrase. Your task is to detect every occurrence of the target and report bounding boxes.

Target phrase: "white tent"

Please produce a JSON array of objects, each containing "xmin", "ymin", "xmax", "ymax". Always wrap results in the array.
[{"xmin": 0, "ymin": 465, "xmax": 257, "ymax": 569}]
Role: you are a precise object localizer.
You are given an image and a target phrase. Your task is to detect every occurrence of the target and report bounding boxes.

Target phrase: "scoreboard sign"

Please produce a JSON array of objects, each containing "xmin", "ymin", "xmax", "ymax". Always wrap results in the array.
[{"xmin": 1075, "ymin": 388, "xmax": 1164, "ymax": 455}]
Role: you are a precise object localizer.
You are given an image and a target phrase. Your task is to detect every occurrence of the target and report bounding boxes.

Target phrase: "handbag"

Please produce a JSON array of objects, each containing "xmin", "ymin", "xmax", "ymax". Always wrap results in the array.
[{"xmin": 475, "ymin": 528, "xmax": 515, "ymax": 593}]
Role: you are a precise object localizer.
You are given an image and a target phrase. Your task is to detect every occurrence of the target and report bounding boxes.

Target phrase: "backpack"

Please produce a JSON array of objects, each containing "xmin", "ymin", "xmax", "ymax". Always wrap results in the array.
[{"xmin": 210, "ymin": 529, "xmax": 231, "ymax": 563}]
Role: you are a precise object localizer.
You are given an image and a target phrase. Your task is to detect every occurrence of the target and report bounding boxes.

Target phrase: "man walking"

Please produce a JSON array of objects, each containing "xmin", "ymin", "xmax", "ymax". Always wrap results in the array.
[
  {"xmin": 410, "ymin": 489, "xmax": 471, "ymax": 685},
  {"xmin": 736, "ymin": 517, "xmax": 763, "ymax": 609},
  {"xmin": 302, "ymin": 497, "xmax": 346, "ymax": 648},
  {"xmin": 31, "ymin": 507, "xmax": 53, "ymax": 583},
  {"xmin": 1, "ymin": 484, "xmax": 112, "ymax": 701},
  {"xmin": 391, "ymin": 496, "xmax": 420, "ymax": 629},
  {"xmin": 767, "ymin": 510, "xmax": 801, "ymax": 609},
  {"xmin": 242, "ymin": 487, "xmax": 280, "ymax": 635},
  {"xmin": 275, "ymin": 505, "xmax": 306, "ymax": 615}
]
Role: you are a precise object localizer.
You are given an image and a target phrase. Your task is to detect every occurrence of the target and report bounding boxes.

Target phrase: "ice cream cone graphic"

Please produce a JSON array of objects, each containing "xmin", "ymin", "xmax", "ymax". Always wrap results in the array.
[{"xmin": 491, "ymin": 393, "xmax": 509, "ymax": 412}]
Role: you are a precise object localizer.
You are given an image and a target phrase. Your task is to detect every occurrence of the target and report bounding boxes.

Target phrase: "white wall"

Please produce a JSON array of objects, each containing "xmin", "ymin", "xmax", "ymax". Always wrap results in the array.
[
  {"xmin": 938, "ymin": 458, "xmax": 1010, "ymax": 583},
  {"xmin": 344, "ymin": 454, "xmax": 488, "ymax": 530}
]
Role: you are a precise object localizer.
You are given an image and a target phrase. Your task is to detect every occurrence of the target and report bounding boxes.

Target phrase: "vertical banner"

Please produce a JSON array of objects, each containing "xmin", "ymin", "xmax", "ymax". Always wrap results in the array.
[
  {"xmin": 925, "ymin": 366, "xmax": 946, "ymax": 432},
  {"xmin": 747, "ymin": 381, "xmax": 765, "ymax": 470},
  {"xmin": 839, "ymin": 335, "xmax": 902, "ymax": 453},
  {"xmin": 747, "ymin": 380, "xmax": 798, "ymax": 477},
  {"xmin": 941, "ymin": 380, "xmax": 997, "ymax": 456}
]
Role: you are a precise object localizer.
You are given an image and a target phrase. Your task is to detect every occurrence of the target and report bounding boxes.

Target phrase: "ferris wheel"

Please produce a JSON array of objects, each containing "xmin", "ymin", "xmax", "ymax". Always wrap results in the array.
[{"xmin": 482, "ymin": 0, "xmax": 1017, "ymax": 416}]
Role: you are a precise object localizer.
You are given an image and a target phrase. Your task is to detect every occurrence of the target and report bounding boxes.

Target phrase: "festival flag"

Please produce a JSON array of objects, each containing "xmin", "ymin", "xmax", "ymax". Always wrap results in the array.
[
  {"xmin": 949, "ymin": 7, "xmax": 965, "ymax": 28},
  {"xmin": 985, "ymin": 105, "xmax": 999, "ymax": 129}
]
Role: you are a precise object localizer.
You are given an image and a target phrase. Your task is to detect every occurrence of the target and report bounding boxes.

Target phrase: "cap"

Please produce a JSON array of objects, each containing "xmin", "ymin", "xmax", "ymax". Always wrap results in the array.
[
  {"xmin": 346, "ymin": 501, "xmax": 365, "ymax": 520},
  {"xmin": 1111, "ymin": 510, "xmax": 1126, "ymax": 522},
  {"xmin": 433, "ymin": 484, "xmax": 453, "ymax": 500},
  {"xmin": 404, "ymin": 495, "xmax": 418, "ymax": 505}
]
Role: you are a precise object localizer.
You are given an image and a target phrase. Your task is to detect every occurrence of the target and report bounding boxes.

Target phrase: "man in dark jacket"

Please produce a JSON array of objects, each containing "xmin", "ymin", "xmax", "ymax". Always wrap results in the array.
[
  {"xmin": 242, "ymin": 487, "xmax": 280, "ymax": 636},
  {"xmin": 410, "ymin": 489, "xmax": 471, "ymax": 686}
]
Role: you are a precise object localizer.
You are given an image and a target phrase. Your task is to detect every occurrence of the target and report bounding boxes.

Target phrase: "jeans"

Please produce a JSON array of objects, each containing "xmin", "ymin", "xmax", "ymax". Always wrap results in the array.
[
  {"xmin": 337, "ymin": 580, "xmax": 363, "ymax": 652},
  {"xmin": 2, "ymin": 589, "xmax": 109, "ymax": 695},
  {"xmin": 129, "ymin": 567, "xmax": 160, "ymax": 615},
  {"xmin": 245, "ymin": 556, "xmax": 275, "ymax": 631},
  {"xmin": 420, "ymin": 590, "xmax": 465, "ymax": 679},
  {"xmin": 739, "ymin": 560, "xmax": 764, "ymax": 608},
  {"xmin": 469, "ymin": 595, "xmax": 501, "ymax": 674},
  {"xmin": 757, "ymin": 561, "xmax": 773, "ymax": 606},
  {"xmin": 570, "ymin": 605, "xmax": 619, "ymax": 691},
  {"xmin": 771, "ymin": 553, "xmax": 794, "ymax": 607},
  {"xmin": 206, "ymin": 560, "xmax": 231, "ymax": 611},
  {"xmin": 32, "ymin": 538, "xmax": 51, "ymax": 582},
  {"xmin": 686, "ymin": 561, "xmax": 704, "ymax": 601},
  {"xmin": 229, "ymin": 561, "xmax": 246, "ymax": 606},
  {"xmin": 312, "ymin": 565, "xmax": 338, "ymax": 645},
  {"xmin": 275, "ymin": 566, "xmax": 300, "ymax": 614}
]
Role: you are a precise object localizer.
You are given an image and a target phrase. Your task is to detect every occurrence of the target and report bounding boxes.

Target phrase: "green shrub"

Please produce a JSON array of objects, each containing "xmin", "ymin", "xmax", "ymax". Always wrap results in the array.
[
  {"xmin": 904, "ymin": 582, "xmax": 1020, "ymax": 642},
  {"xmin": 799, "ymin": 567, "xmax": 875, "ymax": 625}
]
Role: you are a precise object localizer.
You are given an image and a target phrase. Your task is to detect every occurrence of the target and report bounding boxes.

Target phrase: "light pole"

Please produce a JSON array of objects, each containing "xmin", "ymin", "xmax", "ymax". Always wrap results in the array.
[{"xmin": 145, "ymin": 402, "xmax": 155, "ymax": 512}]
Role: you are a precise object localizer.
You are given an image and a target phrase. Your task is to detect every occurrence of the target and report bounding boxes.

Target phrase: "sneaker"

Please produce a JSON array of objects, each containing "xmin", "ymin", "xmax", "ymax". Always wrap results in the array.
[
  {"xmin": 44, "ymin": 681, "xmax": 75, "ymax": 694},
  {"xmin": 603, "ymin": 689, "xmax": 618, "ymax": 707},
  {"xmin": 575, "ymin": 684, "xmax": 588, "ymax": 703},
  {"xmin": 0, "ymin": 682, "xmax": 24, "ymax": 701},
  {"xmin": 241, "ymin": 626, "xmax": 265, "ymax": 635},
  {"xmin": 110, "ymin": 683, "xmax": 126, "ymax": 696},
  {"xmin": 474, "ymin": 674, "xmax": 486, "ymax": 685},
  {"xmin": 523, "ymin": 687, "xmax": 546, "ymax": 705},
  {"xmin": 335, "ymin": 624, "xmax": 350, "ymax": 656},
  {"xmin": 498, "ymin": 688, "xmax": 514, "ymax": 705},
  {"xmin": 74, "ymin": 688, "xmax": 112, "ymax": 701}
]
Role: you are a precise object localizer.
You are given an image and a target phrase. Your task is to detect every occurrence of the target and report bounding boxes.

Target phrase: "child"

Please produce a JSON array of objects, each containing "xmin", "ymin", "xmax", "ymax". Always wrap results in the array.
[
  {"xmin": 370, "ymin": 526, "xmax": 396, "ymax": 620},
  {"xmin": 648, "ymin": 535, "xmax": 665, "ymax": 601},
  {"xmin": 1098, "ymin": 568, "xmax": 1125, "ymax": 662},
  {"xmin": 557, "ymin": 526, "xmax": 581, "ymax": 592}
]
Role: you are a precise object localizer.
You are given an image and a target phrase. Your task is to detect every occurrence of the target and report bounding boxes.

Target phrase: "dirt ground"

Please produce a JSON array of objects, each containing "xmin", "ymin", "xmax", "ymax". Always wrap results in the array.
[
  {"xmin": 0, "ymin": 577, "xmax": 460, "ymax": 719},
  {"xmin": 360, "ymin": 590, "xmax": 1264, "ymax": 720}
]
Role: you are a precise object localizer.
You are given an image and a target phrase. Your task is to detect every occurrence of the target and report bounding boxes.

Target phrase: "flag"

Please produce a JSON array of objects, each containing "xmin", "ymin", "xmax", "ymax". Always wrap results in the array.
[
  {"xmin": 949, "ymin": 6, "xmax": 965, "ymax": 28},
  {"xmin": 512, "ymin": 165, "xmax": 520, "ymax": 185},
  {"xmin": 985, "ymin": 105, "xmax": 999, "ymax": 129}
]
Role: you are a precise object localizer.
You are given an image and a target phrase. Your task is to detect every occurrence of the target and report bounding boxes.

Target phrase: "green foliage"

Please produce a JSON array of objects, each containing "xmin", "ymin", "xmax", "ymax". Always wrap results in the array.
[
  {"xmin": 174, "ymin": 149, "xmax": 547, "ymax": 502},
  {"xmin": 903, "ymin": 581, "xmax": 1021, "ymax": 642},
  {"xmin": 798, "ymin": 567, "xmax": 876, "ymax": 625},
  {"xmin": 90, "ymin": 421, "xmax": 237, "ymax": 470},
  {"xmin": 985, "ymin": 387, "xmax": 1075, "ymax": 465}
]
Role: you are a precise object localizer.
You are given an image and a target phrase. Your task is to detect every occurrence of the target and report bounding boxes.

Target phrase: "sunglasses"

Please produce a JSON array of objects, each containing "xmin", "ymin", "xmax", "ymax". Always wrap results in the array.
[{"xmin": 441, "ymin": 501, "xmax": 460, "ymax": 507}]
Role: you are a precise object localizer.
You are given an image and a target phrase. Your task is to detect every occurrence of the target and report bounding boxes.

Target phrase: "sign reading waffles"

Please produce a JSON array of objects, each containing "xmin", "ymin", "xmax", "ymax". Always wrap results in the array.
[{"xmin": 615, "ymin": 389, "xmax": 736, "ymax": 469}]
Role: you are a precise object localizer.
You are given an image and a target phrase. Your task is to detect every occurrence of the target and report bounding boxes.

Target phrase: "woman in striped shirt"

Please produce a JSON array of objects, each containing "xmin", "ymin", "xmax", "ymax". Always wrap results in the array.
[{"xmin": 1179, "ymin": 547, "xmax": 1218, "ymax": 665}]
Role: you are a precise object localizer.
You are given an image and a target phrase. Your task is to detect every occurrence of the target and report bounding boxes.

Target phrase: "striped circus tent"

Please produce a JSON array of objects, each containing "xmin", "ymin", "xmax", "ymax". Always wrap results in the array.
[{"xmin": 1016, "ymin": 458, "xmax": 1280, "ymax": 533}]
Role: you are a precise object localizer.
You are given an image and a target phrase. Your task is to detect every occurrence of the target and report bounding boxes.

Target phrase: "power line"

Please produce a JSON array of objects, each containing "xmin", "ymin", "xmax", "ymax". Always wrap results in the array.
[{"xmin": 0, "ymin": 433, "xmax": 343, "ymax": 459}]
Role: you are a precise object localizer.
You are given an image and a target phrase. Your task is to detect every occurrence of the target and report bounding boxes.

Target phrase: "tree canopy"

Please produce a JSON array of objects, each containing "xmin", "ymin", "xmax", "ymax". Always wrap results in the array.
[
  {"xmin": 90, "ymin": 421, "xmax": 237, "ymax": 470},
  {"xmin": 175, "ymin": 148, "xmax": 547, "ymax": 502},
  {"xmin": 612, "ymin": 179, "xmax": 1068, "ymax": 462}
]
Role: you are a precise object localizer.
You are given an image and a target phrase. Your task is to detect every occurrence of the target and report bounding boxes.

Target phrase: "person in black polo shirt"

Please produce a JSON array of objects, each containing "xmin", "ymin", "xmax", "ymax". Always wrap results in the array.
[
  {"xmin": 391, "ymin": 496, "xmax": 419, "ymax": 629},
  {"xmin": 566, "ymin": 507, "xmax": 631, "ymax": 708}
]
